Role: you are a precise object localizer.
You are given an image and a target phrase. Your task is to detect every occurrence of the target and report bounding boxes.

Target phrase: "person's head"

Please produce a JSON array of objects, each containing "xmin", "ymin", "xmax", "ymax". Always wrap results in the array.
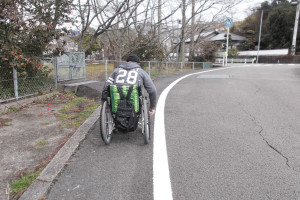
[{"xmin": 126, "ymin": 54, "xmax": 140, "ymax": 63}]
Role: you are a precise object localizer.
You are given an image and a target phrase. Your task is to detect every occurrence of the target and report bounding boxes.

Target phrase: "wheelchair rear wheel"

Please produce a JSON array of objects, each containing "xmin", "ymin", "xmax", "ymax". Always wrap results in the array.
[
  {"xmin": 142, "ymin": 98, "xmax": 150, "ymax": 144},
  {"xmin": 100, "ymin": 101, "xmax": 113, "ymax": 145}
]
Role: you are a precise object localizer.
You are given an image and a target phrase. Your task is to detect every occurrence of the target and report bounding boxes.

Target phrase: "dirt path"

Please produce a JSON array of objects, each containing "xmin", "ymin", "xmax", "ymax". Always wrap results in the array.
[{"xmin": 0, "ymin": 93, "xmax": 77, "ymax": 199}]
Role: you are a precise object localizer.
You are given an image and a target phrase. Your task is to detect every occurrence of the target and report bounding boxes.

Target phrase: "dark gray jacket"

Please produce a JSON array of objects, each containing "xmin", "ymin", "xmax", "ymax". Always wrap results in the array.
[{"xmin": 103, "ymin": 62, "xmax": 157, "ymax": 109}]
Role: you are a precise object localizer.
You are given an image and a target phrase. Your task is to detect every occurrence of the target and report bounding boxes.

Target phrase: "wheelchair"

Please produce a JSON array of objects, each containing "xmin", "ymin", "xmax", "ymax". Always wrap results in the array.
[{"xmin": 100, "ymin": 84, "xmax": 151, "ymax": 145}]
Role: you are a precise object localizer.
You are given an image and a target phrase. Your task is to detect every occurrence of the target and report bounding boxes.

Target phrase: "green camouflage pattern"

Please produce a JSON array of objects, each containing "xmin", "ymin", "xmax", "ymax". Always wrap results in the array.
[{"xmin": 110, "ymin": 85, "xmax": 139, "ymax": 113}]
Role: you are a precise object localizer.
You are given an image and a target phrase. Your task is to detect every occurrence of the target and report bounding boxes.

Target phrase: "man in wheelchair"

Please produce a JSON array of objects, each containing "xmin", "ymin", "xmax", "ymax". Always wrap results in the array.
[{"xmin": 100, "ymin": 54, "xmax": 157, "ymax": 144}]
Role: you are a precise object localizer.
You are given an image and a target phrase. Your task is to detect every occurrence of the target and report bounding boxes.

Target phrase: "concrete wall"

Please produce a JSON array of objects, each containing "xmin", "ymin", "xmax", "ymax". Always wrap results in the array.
[
  {"xmin": 216, "ymin": 49, "xmax": 289, "ymax": 58},
  {"xmin": 238, "ymin": 49, "xmax": 289, "ymax": 56}
]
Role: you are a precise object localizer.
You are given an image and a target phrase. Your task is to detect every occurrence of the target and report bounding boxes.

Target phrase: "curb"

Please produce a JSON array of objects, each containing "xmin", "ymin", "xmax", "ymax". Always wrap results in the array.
[{"xmin": 19, "ymin": 105, "xmax": 101, "ymax": 200}]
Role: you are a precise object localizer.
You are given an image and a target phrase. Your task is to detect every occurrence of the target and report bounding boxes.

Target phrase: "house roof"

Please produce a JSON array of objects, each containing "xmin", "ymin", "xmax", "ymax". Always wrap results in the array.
[
  {"xmin": 209, "ymin": 32, "xmax": 246, "ymax": 41},
  {"xmin": 185, "ymin": 29, "xmax": 218, "ymax": 43},
  {"xmin": 185, "ymin": 30, "xmax": 246, "ymax": 43}
]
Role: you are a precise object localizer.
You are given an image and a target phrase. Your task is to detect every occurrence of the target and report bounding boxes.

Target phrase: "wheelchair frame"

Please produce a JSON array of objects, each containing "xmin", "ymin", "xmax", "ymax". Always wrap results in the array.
[{"xmin": 100, "ymin": 85, "xmax": 150, "ymax": 145}]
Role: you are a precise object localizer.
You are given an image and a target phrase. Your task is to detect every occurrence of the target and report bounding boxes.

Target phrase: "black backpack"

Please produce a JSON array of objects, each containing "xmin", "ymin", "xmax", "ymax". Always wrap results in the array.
[{"xmin": 115, "ymin": 86, "xmax": 139, "ymax": 132}]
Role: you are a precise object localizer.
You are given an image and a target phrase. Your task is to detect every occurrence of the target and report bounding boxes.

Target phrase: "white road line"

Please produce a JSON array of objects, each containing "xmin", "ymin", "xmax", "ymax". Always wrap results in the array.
[{"xmin": 153, "ymin": 66, "xmax": 235, "ymax": 200}]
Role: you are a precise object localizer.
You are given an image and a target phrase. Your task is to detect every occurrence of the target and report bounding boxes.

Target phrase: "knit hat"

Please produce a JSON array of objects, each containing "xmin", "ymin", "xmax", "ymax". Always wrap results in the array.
[{"xmin": 126, "ymin": 54, "xmax": 140, "ymax": 63}]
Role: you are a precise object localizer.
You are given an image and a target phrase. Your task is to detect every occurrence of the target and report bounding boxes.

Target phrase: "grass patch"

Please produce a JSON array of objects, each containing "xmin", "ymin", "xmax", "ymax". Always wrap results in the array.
[
  {"xmin": 0, "ymin": 118, "xmax": 12, "ymax": 127},
  {"xmin": 150, "ymin": 70, "xmax": 161, "ymax": 77},
  {"xmin": 8, "ymin": 106, "xmax": 21, "ymax": 113},
  {"xmin": 5, "ymin": 120, "xmax": 12, "ymax": 126},
  {"xmin": 86, "ymin": 64, "xmax": 115, "ymax": 73},
  {"xmin": 70, "ymin": 97, "xmax": 85, "ymax": 103},
  {"xmin": 10, "ymin": 168, "xmax": 43, "ymax": 197},
  {"xmin": 59, "ymin": 95, "xmax": 100, "ymax": 128},
  {"xmin": 40, "ymin": 122, "xmax": 50, "ymax": 126},
  {"xmin": 37, "ymin": 140, "xmax": 47, "ymax": 146},
  {"xmin": 148, "ymin": 66, "xmax": 184, "ymax": 77},
  {"xmin": 34, "ymin": 97, "xmax": 46, "ymax": 103},
  {"xmin": 59, "ymin": 113, "xmax": 68, "ymax": 120},
  {"xmin": 85, "ymin": 64, "xmax": 116, "ymax": 80}
]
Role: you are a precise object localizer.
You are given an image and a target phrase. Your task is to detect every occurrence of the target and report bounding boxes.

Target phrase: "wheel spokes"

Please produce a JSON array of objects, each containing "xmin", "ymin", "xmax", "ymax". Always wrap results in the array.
[{"xmin": 104, "ymin": 111, "xmax": 112, "ymax": 139}]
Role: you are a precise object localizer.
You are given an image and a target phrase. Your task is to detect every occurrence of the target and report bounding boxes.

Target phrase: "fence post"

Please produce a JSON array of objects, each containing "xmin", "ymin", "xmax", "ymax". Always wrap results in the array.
[
  {"xmin": 54, "ymin": 57, "xmax": 58, "ymax": 89},
  {"xmin": 166, "ymin": 62, "xmax": 168, "ymax": 74},
  {"xmin": 83, "ymin": 54, "xmax": 86, "ymax": 79},
  {"xmin": 231, "ymin": 58, "xmax": 233, "ymax": 64},
  {"xmin": 192, "ymin": 62, "xmax": 195, "ymax": 70},
  {"xmin": 222, "ymin": 54, "xmax": 225, "ymax": 66},
  {"xmin": 148, "ymin": 61, "xmax": 151, "ymax": 77},
  {"xmin": 13, "ymin": 67, "xmax": 19, "ymax": 100},
  {"xmin": 180, "ymin": 62, "xmax": 183, "ymax": 72},
  {"xmin": 105, "ymin": 60, "xmax": 108, "ymax": 80},
  {"xmin": 68, "ymin": 54, "xmax": 72, "ymax": 80}
]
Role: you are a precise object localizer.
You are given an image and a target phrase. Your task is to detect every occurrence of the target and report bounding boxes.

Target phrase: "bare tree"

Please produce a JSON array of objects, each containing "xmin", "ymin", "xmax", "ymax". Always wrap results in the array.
[
  {"xmin": 72, "ymin": 0, "xmax": 139, "ymax": 53},
  {"xmin": 176, "ymin": 0, "xmax": 244, "ymax": 62},
  {"xmin": 96, "ymin": 0, "xmax": 180, "ymax": 60},
  {"xmin": 72, "ymin": 0, "xmax": 242, "ymax": 62},
  {"xmin": 72, "ymin": 0, "xmax": 177, "ymax": 59}
]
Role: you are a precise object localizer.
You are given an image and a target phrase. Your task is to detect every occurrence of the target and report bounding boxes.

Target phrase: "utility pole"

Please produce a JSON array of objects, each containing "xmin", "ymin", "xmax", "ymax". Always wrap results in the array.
[
  {"xmin": 257, "ymin": 10, "xmax": 263, "ymax": 63},
  {"xmin": 226, "ymin": 27, "xmax": 229, "ymax": 66},
  {"xmin": 291, "ymin": 0, "xmax": 300, "ymax": 55}
]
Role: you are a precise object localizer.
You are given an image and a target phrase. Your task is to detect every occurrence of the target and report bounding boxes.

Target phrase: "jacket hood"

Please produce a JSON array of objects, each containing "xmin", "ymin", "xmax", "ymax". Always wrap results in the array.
[{"xmin": 119, "ymin": 62, "xmax": 141, "ymax": 70}]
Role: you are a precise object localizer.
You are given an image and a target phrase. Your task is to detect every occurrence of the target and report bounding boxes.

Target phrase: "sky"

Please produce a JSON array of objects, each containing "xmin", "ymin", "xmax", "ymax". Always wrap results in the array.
[
  {"xmin": 163, "ymin": 0, "xmax": 273, "ymax": 26},
  {"xmin": 233, "ymin": 0, "xmax": 272, "ymax": 21}
]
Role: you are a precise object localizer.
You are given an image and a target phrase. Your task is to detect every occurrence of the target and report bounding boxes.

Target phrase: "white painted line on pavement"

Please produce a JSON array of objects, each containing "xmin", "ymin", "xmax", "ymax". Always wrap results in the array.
[{"xmin": 153, "ymin": 66, "xmax": 235, "ymax": 200}]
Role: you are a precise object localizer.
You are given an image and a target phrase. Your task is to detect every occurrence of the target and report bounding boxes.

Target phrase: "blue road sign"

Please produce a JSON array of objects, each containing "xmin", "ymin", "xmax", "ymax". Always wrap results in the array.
[{"xmin": 225, "ymin": 18, "xmax": 232, "ymax": 27}]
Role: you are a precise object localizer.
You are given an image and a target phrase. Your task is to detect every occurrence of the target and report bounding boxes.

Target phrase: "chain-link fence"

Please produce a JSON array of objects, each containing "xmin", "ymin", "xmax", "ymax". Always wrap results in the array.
[
  {"xmin": 0, "ymin": 58, "xmax": 55, "ymax": 103},
  {"xmin": 86, "ymin": 60, "xmax": 213, "ymax": 81},
  {"xmin": 1, "ymin": 59, "xmax": 213, "ymax": 103},
  {"xmin": 85, "ymin": 60, "xmax": 121, "ymax": 82},
  {"xmin": 0, "ymin": 79, "xmax": 14, "ymax": 102},
  {"xmin": 3, "ymin": 53, "xmax": 299, "ymax": 104}
]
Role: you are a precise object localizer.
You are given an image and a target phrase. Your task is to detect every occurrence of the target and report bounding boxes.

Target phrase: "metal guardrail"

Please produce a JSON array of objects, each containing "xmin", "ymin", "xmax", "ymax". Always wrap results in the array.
[{"xmin": 216, "ymin": 58, "xmax": 255, "ymax": 64}]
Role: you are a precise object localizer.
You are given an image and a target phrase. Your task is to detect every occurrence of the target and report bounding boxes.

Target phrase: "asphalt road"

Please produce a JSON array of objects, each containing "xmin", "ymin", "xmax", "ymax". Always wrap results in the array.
[{"xmin": 47, "ymin": 64, "xmax": 300, "ymax": 200}]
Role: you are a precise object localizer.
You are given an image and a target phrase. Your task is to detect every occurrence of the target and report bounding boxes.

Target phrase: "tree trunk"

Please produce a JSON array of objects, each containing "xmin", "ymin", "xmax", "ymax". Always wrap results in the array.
[
  {"xmin": 179, "ymin": 0, "xmax": 186, "ymax": 63},
  {"xmin": 189, "ymin": 0, "xmax": 195, "ymax": 61},
  {"xmin": 158, "ymin": 0, "xmax": 162, "ymax": 43},
  {"xmin": 77, "ymin": 35, "xmax": 84, "ymax": 52}
]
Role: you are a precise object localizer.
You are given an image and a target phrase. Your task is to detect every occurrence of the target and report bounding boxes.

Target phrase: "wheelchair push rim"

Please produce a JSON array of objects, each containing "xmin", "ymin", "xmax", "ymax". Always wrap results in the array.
[
  {"xmin": 100, "ymin": 101, "xmax": 113, "ymax": 145},
  {"xmin": 142, "ymin": 98, "xmax": 150, "ymax": 144}
]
